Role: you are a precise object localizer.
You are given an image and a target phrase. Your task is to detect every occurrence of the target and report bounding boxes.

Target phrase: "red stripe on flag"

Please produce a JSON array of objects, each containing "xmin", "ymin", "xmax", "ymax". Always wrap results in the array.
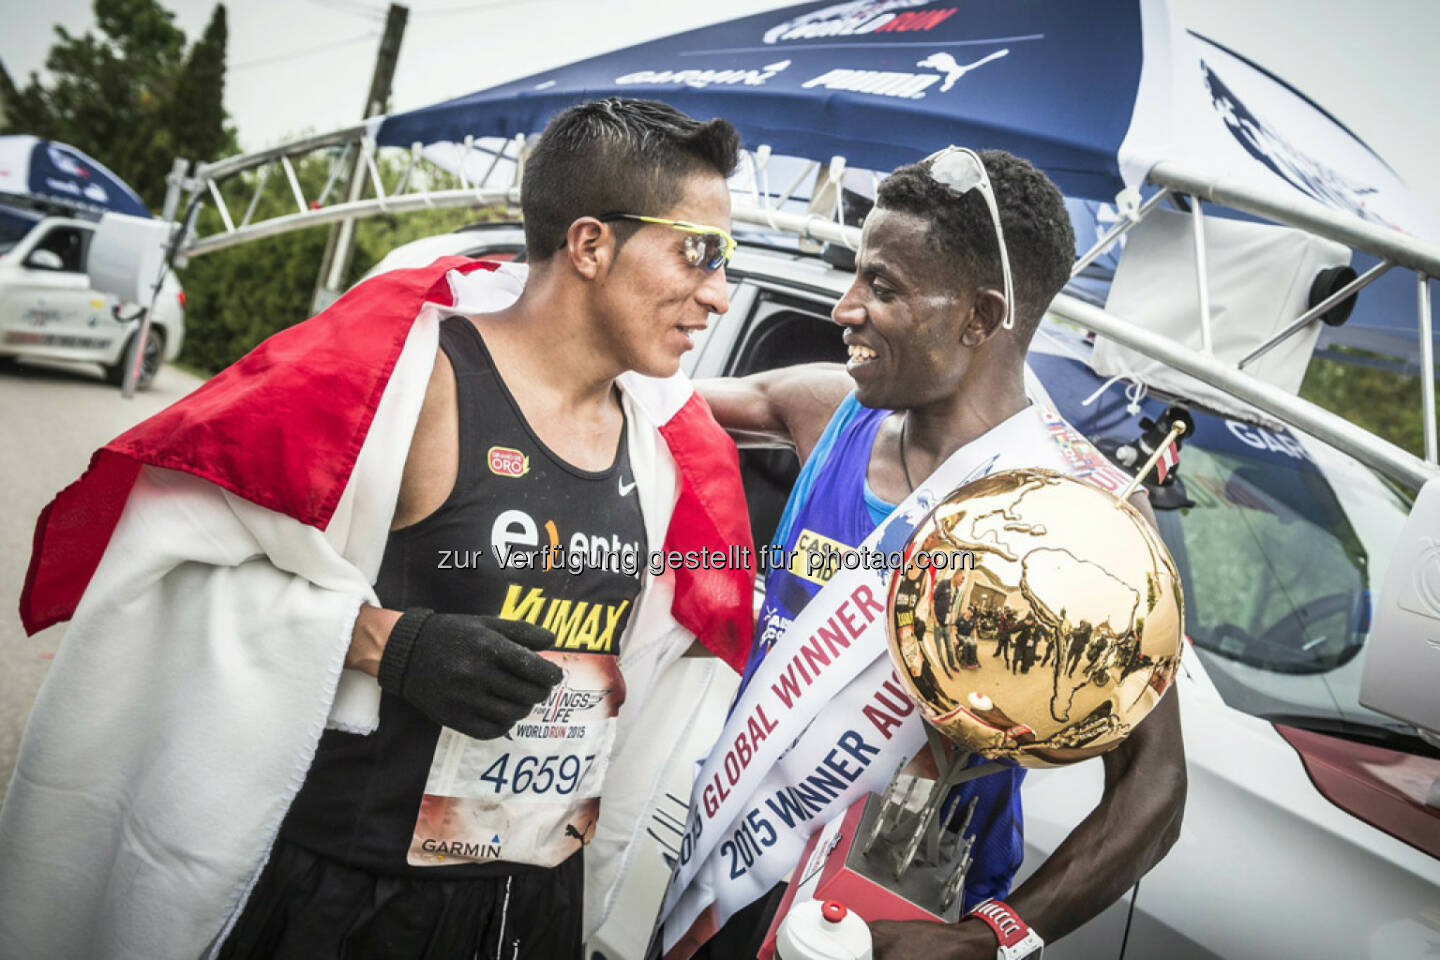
[
  {"xmin": 1154, "ymin": 442, "xmax": 1179, "ymax": 483},
  {"xmin": 658, "ymin": 392, "xmax": 756, "ymax": 673},
  {"xmin": 20, "ymin": 257, "xmax": 496, "ymax": 635}
]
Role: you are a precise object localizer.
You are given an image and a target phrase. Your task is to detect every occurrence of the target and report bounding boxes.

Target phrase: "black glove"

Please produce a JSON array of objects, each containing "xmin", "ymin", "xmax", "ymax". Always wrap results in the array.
[{"xmin": 377, "ymin": 608, "xmax": 563, "ymax": 740}]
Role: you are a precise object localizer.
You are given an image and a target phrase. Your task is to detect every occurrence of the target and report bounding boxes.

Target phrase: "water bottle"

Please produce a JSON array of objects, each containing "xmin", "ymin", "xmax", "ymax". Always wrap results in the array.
[{"xmin": 775, "ymin": 899, "xmax": 873, "ymax": 960}]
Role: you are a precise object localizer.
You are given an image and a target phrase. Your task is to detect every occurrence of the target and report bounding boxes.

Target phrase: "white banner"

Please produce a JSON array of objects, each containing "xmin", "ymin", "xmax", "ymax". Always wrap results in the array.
[{"xmin": 1120, "ymin": 0, "xmax": 1440, "ymax": 242}]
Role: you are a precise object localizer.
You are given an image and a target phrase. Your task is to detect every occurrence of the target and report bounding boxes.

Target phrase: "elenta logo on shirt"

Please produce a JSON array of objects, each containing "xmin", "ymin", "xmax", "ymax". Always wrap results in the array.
[{"xmin": 488, "ymin": 445, "xmax": 530, "ymax": 477}]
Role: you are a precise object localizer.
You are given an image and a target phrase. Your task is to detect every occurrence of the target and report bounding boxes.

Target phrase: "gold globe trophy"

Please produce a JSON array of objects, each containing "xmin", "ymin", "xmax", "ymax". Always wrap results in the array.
[{"xmin": 852, "ymin": 430, "xmax": 1187, "ymax": 920}]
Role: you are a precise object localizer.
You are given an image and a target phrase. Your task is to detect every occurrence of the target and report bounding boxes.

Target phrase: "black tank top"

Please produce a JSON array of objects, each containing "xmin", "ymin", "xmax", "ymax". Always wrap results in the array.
[{"xmin": 280, "ymin": 316, "xmax": 647, "ymax": 877}]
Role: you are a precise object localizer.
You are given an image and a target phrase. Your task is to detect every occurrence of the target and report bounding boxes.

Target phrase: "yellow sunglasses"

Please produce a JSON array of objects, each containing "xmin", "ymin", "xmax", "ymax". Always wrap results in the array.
[{"xmin": 599, "ymin": 213, "xmax": 737, "ymax": 271}]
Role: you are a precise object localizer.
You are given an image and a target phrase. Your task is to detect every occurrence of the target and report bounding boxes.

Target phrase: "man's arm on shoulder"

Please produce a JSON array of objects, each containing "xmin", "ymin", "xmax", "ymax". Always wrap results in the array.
[{"xmin": 697, "ymin": 362, "xmax": 852, "ymax": 463}]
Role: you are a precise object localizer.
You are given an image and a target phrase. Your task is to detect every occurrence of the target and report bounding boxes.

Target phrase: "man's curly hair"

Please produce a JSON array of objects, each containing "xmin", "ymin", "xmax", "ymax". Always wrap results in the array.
[{"xmin": 876, "ymin": 150, "xmax": 1075, "ymax": 338}]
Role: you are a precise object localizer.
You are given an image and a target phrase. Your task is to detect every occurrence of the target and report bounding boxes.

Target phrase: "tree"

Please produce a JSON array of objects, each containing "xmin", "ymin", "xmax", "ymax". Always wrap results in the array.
[
  {"xmin": 1300, "ymin": 348, "xmax": 1428, "ymax": 462},
  {"xmin": 0, "ymin": 60, "xmax": 18, "ymax": 128},
  {"xmin": 171, "ymin": 5, "xmax": 236, "ymax": 169},
  {"xmin": 1, "ymin": 0, "xmax": 232, "ymax": 209}
]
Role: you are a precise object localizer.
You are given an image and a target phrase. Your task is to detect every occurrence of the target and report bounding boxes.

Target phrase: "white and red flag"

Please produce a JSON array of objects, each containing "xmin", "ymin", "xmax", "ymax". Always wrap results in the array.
[
  {"xmin": 1153, "ymin": 438, "xmax": 1179, "ymax": 483},
  {"xmin": 3, "ymin": 257, "xmax": 753, "ymax": 959}
]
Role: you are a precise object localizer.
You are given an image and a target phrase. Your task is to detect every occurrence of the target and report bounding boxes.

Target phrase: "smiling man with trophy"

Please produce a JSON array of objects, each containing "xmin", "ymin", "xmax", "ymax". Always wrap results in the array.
[{"xmin": 677, "ymin": 147, "xmax": 1188, "ymax": 960}]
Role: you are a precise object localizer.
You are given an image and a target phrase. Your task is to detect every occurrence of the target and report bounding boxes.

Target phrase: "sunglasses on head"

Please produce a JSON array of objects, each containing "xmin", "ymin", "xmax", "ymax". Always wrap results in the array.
[
  {"xmin": 921, "ymin": 146, "xmax": 1015, "ymax": 330},
  {"xmin": 599, "ymin": 213, "xmax": 737, "ymax": 272}
]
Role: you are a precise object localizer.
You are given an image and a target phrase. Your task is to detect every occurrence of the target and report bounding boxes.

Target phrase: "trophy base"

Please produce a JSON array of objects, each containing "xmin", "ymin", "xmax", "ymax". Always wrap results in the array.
[{"xmin": 759, "ymin": 792, "xmax": 963, "ymax": 960}]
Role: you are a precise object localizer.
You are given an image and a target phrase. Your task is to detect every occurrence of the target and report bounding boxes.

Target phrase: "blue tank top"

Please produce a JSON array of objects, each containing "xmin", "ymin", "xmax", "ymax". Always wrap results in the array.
[{"xmin": 744, "ymin": 394, "xmax": 1025, "ymax": 911}]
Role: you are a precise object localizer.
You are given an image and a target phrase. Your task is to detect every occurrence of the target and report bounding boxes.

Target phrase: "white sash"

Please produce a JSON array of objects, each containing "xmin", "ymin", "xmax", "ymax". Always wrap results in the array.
[{"xmin": 661, "ymin": 405, "xmax": 1093, "ymax": 951}]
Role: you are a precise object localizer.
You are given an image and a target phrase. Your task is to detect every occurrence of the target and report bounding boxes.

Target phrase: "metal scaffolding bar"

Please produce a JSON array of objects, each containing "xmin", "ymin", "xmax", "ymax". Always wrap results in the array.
[
  {"xmin": 1420, "ymin": 274, "xmax": 1437, "ymax": 464},
  {"xmin": 1046, "ymin": 292, "xmax": 1439, "ymax": 491},
  {"xmin": 193, "ymin": 124, "xmax": 368, "ymax": 182},
  {"xmin": 1190, "ymin": 195, "xmax": 1213, "ymax": 355},
  {"xmin": 279, "ymin": 155, "xmax": 307, "ymax": 213},
  {"xmin": 205, "ymin": 178, "xmax": 236, "ymax": 234},
  {"xmin": 239, "ymin": 161, "xmax": 272, "ymax": 228},
  {"xmin": 183, "ymin": 186, "xmax": 517, "ymax": 257}
]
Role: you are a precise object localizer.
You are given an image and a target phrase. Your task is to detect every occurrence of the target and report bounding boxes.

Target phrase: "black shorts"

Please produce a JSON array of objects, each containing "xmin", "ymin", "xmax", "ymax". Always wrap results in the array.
[{"xmin": 219, "ymin": 838, "xmax": 583, "ymax": 960}]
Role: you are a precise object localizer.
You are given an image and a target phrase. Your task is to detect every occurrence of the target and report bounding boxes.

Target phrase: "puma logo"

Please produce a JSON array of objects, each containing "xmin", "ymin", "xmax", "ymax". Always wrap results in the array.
[
  {"xmin": 565, "ymin": 819, "xmax": 594, "ymax": 845},
  {"xmin": 916, "ymin": 49, "xmax": 1010, "ymax": 92}
]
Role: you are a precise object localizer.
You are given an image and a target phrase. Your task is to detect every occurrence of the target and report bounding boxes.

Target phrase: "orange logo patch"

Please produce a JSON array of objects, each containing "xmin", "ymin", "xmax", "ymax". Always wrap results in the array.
[{"xmin": 487, "ymin": 446, "xmax": 530, "ymax": 478}]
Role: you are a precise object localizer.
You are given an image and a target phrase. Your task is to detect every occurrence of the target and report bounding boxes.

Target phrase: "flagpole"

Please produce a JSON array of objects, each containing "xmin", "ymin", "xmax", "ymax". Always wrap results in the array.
[{"xmin": 1117, "ymin": 420, "xmax": 1187, "ymax": 503}]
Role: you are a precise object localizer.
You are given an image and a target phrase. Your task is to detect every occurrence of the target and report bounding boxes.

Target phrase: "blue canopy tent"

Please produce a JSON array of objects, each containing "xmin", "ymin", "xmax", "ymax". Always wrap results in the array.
[
  {"xmin": 373, "ymin": 0, "xmax": 1438, "ymax": 368},
  {"xmin": 0, "ymin": 135, "xmax": 151, "ymax": 219},
  {"xmin": 377, "ymin": 0, "xmax": 1143, "ymax": 204}
]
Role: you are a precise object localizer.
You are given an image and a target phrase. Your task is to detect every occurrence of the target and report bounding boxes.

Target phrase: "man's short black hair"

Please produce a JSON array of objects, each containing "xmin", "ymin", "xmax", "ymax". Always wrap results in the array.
[
  {"xmin": 876, "ymin": 150, "xmax": 1075, "ymax": 338},
  {"xmin": 522, "ymin": 97, "xmax": 741, "ymax": 261}
]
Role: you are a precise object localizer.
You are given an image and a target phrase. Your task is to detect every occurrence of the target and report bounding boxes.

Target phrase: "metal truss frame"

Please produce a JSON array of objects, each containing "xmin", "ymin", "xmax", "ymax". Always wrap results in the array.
[{"xmin": 164, "ymin": 132, "xmax": 1440, "ymax": 490}]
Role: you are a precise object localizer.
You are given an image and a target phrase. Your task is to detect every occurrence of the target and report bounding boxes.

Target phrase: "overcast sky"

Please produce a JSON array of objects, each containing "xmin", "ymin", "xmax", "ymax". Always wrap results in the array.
[{"xmin": 4, "ymin": 0, "xmax": 1438, "ymax": 205}]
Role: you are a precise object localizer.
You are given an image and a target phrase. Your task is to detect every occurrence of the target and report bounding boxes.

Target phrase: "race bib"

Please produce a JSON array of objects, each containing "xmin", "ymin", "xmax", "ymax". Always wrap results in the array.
[{"xmin": 408, "ymin": 651, "xmax": 625, "ymax": 868}]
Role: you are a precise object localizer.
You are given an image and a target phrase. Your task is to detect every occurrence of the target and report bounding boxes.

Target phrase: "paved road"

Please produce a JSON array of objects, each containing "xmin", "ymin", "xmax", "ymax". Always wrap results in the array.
[{"xmin": 0, "ymin": 357, "xmax": 204, "ymax": 803}]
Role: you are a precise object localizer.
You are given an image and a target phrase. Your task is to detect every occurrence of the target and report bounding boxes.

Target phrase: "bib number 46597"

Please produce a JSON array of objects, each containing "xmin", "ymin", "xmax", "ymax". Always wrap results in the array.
[{"xmin": 477, "ymin": 752, "xmax": 598, "ymax": 797}]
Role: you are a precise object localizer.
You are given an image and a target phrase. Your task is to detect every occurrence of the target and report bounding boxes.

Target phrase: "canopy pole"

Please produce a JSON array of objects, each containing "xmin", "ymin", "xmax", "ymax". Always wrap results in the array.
[
  {"xmin": 1190, "ymin": 195, "xmax": 1213, "ymax": 355},
  {"xmin": 1150, "ymin": 161, "xmax": 1440, "ymax": 278},
  {"xmin": 1420, "ymin": 274, "xmax": 1437, "ymax": 464},
  {"xmin": 1071, "ymin": 186, "xmax": 1170, "ymax": 277}
]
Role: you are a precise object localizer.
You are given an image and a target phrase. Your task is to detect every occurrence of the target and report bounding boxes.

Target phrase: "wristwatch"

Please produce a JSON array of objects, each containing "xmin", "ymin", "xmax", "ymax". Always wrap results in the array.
[{"xmin": 968, "ymin": 899, "xmax": 1045, "ymax": 960}]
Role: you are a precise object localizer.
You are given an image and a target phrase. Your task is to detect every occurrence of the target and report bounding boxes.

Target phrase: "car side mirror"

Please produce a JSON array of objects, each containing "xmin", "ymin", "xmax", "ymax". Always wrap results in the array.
[{"xmin": 24, "ymin": 249, "xmax": 64, "ymax": 271}]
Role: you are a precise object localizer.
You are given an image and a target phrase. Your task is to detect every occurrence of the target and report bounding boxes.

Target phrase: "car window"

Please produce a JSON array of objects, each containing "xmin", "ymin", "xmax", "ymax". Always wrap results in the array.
[
  {"xmin": 1155, "ymin": 437, "xmax": 1416, "ymax": 737},
  {"xmin": 30, "ymin": 226, "xmax": 92, "ymax": 273},
  {"xmin": 0, "ymin": 212, "xmax": 38, "ymax": 256},
  {"xmin": 725, "ymin": 298, "xmax": 846, "ymax": 546}
]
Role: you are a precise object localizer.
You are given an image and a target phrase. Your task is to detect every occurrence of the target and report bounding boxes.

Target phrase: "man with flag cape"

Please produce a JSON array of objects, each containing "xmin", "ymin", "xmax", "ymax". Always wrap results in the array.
[{"xmin": 0, "ymin": 98, "xmax": 754, "ymax": 959}]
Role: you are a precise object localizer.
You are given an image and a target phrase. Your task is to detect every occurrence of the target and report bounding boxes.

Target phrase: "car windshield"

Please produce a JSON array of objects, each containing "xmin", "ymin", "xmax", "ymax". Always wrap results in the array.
[{"xmin": 1154, "ymin": 426, "xmax": 1415, "ymax": 739}]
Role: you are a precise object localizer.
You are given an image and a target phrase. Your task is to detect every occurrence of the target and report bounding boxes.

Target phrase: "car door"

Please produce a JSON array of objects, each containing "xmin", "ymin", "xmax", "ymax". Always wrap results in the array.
[
  {"xmin": 1117, "ymin": 438, "xmax": 1440, "ymax": 960},
  {"xmin": 1, "ymin": 222, "xmax": 110, "ymax": 357}
]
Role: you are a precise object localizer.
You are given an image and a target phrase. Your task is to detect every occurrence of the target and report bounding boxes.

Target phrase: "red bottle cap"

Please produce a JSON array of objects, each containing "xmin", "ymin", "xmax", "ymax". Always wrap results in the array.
[{"xmin": 821, "ymin": 900, "xmax": 847, "ymax": 923}]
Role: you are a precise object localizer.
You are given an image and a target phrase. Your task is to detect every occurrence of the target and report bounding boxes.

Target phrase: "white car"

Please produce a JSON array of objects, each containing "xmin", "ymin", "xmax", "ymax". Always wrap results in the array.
[
  {"xmin": 0, "ymin": 204, "xmax": 185, "ymax": 389},
  {"xmin": 365, "ymin": 224, "xmax": 1440, "ymax": 960}
]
